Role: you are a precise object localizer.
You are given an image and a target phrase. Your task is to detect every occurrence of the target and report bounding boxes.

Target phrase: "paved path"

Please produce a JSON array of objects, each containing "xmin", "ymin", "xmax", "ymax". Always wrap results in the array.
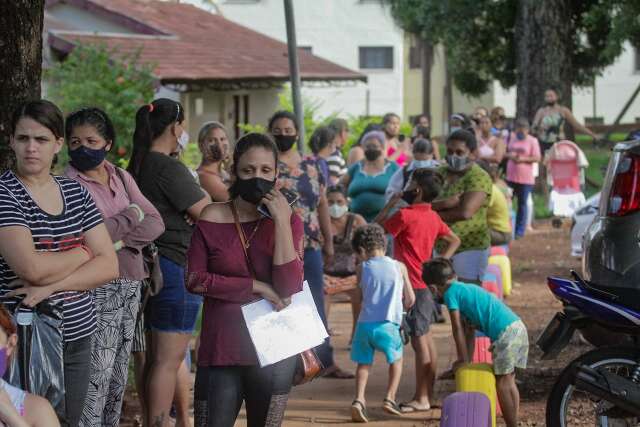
[{"xmin": 235, "ymin": 299, "xmax": 457, "ymax": 426}]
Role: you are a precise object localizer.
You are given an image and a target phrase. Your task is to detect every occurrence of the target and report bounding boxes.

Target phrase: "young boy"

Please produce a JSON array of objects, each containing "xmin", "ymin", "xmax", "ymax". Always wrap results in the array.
[
  {"xmin": 423, "ymin": 258, "xmax": 528, "ymax": 427},
  {"xmin": 374, "ymin": 169, "xmax": 461, "ymax": 413},
  {"xmin": 350, "ymin": 224, "xmax": 416, "ymax": 423}
]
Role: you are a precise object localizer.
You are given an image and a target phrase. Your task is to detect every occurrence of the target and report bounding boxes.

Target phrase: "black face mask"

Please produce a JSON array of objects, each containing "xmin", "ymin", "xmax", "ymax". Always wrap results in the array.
[
  {"xmin": 546, "ymin": 101, "xmax": 557, "ymax": 107},
  {"xmin": 402, "ymin": 189, "xmax": 418, "ymax": 205},
  {"xmin": 364, "ymin": 148, "xmax": 382, "ymax": 161},
  {"xmin": 273, "ymin": 134, "xmax": 297, "ymax": 152},
  {"xmin": 234, "ymin": 177, "xmax": 275, "ymax": 205},
  {"xmin": 208, "ymin": 144, "xmax": 223, "ymax": 162}
]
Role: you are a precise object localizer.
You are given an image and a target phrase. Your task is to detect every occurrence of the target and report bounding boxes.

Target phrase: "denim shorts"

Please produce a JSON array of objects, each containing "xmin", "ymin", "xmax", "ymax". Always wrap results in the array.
[
  {"xmin": 452, "ymin": 248, "xmax": 490, "ymax": 283},
  {"xmin": 351, "ymin": 321, "xmax": 403, "ymax": 365},
  {"xmin": 146, "ymin": 256, "xmax": 202, "ymax": 333}
]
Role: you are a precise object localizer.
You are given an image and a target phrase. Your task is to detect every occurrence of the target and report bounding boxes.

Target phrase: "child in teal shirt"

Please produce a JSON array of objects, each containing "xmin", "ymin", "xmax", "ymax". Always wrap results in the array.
[{"xmin": 423, "ymin": 258, "xmax": 528, "ymax": 427}]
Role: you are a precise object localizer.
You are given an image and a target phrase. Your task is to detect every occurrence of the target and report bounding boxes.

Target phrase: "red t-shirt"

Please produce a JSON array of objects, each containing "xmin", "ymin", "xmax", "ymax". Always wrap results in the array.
[{"xmin": 384, "ymin": 203, "xmax": 451, "ymax": 289}]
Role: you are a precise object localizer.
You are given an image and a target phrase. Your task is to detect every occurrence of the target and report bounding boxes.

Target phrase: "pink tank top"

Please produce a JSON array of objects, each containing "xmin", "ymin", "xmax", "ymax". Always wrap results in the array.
[{"xmin": 387, "ymin": 146, "xmax": 408, "ymax": 166}]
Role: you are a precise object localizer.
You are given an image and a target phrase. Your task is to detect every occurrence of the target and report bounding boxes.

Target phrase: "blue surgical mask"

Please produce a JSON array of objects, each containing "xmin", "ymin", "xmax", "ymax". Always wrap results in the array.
[
  {"xmin": 69, "ymin": 145, "xmax": 107, "ymax": 172},
  {"xmin": 516, "ymin": 131, "xmax": 526, "ymax": 141},
  {"xmin": 450, "ymin": 126, "xmax": 462, "ymax": 134},
  {"xmin": 410, "ymin": 159, "xmax": 437, "ymax": 171}
]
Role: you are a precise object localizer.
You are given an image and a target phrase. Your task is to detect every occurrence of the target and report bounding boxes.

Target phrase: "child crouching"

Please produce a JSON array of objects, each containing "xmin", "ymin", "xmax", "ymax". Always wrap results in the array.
[
  {"xmin": 350, "ymin": 224, "xmax": 416, "ymax": 423},
  {"xmin": 423, "ymin": 258, "xmax": 528, "ymax": 427}
]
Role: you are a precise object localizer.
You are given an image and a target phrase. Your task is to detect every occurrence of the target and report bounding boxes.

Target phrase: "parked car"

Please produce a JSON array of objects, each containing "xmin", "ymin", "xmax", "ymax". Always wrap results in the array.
[
  {"xmin": 569, "ymin": 192, "xmax": 600, "ymax": 257},
  {"xmin": 582, "ymin": 139, "xmax": 640, "ymax": 298}
]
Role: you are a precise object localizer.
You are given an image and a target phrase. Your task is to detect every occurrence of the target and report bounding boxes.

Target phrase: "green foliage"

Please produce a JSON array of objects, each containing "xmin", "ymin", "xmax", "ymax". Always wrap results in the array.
[
  {"xmin": 46, "ymin": 43, "xmax": 155, "ymax": 168},
  {"xmin": 385, "ymin": 0, "xmax": 640, "ymax": 95},
  {"xmin": 242, "ymin": 89, "xmax": 413, "ymax": 156}
]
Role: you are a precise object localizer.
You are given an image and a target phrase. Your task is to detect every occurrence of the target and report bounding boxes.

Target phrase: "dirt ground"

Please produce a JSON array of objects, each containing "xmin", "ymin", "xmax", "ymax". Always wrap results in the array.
[{"xmin": 120, "ymin": 220, "xmax": 589, "ymax": 426}]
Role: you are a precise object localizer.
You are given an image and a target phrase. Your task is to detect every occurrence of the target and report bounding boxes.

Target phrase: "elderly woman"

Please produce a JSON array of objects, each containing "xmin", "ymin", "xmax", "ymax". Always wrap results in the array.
[
  {"xmin": 196, "ymin": 121, "xmax": 231, "ymax": 202},
  {"xmin": 341, "ymin": 130, "xmax": 399, "ymax": 222}
]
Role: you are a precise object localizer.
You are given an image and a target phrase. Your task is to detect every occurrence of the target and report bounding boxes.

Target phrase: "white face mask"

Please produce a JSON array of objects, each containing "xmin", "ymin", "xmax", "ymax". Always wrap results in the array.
[
  {"xmin": 329, "ymin": 204, "xmax": 348, "ymax": 219},
  {"xmin": 177, "ymin": 130, "xmax": 190, "ymax": 151}
]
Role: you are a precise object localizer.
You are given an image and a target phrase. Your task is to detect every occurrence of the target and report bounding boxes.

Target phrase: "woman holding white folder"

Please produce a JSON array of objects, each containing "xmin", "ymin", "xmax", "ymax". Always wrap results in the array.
[{"xmin": 185, "ymin": 132, "xmax": 304, "ymax": 427}]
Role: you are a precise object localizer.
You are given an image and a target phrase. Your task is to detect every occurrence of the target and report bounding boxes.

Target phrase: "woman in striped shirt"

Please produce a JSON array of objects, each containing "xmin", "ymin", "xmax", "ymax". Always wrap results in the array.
[{"xmin": 0, "ymin": 100, "xmax": 118, "ymax": 427}]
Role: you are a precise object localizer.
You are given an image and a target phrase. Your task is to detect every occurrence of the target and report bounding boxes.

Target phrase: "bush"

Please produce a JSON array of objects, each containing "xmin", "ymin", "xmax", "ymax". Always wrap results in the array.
[
  {"xmin": 242, "ymin": 88, "xmax": 413, "ymax": 156},
  {"xmin": 47, "ymin": 43, "xmax": 155, "ymax": 169}
]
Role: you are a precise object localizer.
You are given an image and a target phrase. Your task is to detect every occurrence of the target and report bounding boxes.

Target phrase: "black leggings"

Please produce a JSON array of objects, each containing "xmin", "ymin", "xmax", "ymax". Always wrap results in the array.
[{"xmin": 194, "ymin": 356, "xmax": 296, "ymax": 427}]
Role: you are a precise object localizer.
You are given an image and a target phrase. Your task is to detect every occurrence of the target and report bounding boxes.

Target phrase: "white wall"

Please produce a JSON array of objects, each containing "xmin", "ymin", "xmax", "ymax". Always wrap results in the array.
[
  {"xmin": 215, "ymin": 0, "xmax": 405, "ymax": 119},
  {"xmin": 494, "ymin": 43, "xmax": 640, "ymax": 124}
]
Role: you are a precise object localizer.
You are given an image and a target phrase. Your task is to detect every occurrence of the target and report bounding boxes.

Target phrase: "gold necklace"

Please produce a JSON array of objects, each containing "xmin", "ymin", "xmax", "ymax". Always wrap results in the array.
[{"xmin": 243, "ymin": 219, "xmax": 262, "ymax": 249}]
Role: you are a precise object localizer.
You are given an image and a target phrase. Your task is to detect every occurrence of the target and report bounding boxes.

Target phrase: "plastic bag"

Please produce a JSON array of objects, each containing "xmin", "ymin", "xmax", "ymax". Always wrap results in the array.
[{"xmin": 8, "ymin": 302, "xmax": 65, "ymax": 419}]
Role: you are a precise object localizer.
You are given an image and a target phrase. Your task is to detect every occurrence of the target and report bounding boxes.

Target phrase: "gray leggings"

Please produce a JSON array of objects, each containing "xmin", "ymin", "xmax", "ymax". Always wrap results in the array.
[{"xmin": 194, "ymin": 356, "xmax": 296, "ymax": 427}]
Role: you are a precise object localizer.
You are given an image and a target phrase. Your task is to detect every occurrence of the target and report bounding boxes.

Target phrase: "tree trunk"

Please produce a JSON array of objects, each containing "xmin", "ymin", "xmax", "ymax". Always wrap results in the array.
[
  {"xmin": 515, "ymin": 0, "xmax": 573, "ymax": 123},
  {"xmin": 0, "ymin": 1, "xmax": 45, "ymax": 172},
  {"xmin": 444, "ymin": 49, "xmax": 453, "ymax": 122},
  {"xmin": 421, "ymin": 40, "xmax": 434, "ymax": 117}
]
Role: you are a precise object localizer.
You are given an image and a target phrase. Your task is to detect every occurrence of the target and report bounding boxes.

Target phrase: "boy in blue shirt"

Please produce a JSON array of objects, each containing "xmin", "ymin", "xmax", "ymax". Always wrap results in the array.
[
  {"xmin": 349, "ymin": 224, "xmax": 416, "ymax": 422},
  {"xmin": 423, "ymin": 258, "xmax": 528, "ymax": 427}
]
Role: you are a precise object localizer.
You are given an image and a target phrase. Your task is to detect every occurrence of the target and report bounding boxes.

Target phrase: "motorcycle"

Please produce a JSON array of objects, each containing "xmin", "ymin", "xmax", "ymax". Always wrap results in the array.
[{"xmin": 538, "ymin": 271, "xmax": 640, "ymax": 426}]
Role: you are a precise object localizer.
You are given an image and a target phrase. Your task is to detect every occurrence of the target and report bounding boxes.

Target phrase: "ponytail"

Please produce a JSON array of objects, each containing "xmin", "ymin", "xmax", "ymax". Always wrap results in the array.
[{"xmin": 127, "ymin": 98, "xmax": 185, "ymax": 179}]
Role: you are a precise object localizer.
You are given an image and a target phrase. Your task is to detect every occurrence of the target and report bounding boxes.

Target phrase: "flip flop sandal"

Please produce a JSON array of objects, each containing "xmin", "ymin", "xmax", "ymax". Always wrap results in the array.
[
  {"xmin": 351, "ymin": 400, "xmax": 369, "ymax": 423},
  {"xmin": 399, "ymin": 402, "xmax": 431, "ymax": 414},
  {"xmin": 382, "ymin": 398, "xmax": 402, "ymax": 416}
]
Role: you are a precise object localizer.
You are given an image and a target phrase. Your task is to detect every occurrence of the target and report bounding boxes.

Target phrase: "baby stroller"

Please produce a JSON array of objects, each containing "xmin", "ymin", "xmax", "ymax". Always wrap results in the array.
[{"xmin": 545, "ymin": 140, "xmax": 588, "ymax": 227}]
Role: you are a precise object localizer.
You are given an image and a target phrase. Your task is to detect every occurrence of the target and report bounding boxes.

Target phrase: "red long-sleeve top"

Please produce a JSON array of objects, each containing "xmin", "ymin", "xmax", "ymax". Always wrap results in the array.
[{"xmin": 186, "ymin": 214, "xmax": 304, "ymax": 366}]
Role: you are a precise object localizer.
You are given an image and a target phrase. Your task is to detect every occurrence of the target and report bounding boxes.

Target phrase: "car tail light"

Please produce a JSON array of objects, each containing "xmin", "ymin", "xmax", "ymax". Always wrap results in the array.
[{"xmin": 608, "ymin": 153, "xmax": 640, "ymax": 217}]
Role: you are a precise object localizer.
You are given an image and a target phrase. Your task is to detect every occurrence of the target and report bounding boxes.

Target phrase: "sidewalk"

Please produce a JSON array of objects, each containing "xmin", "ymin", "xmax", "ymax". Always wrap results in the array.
[{"xmin": 235, "ymin": 300, "xmax": 456, "ymax": 426}]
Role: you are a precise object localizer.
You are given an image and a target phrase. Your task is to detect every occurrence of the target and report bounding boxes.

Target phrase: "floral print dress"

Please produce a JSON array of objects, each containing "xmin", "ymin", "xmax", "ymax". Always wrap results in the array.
[{"xmin": 278, "ymin": 156, "xmax": 325, "ymax": 250}]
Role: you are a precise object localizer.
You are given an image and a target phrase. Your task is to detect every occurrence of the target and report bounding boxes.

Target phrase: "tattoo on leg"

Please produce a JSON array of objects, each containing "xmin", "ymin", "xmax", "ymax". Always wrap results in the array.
[{"xmin": 151, "ymin": 413, "xmax": 165, "ymax": 427}]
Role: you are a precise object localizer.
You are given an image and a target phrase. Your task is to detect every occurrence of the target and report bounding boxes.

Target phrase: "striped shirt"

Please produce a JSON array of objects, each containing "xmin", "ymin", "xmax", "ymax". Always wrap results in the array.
[
  {"xmin": 327, "ymin": 149, "xmax": 347, "ymax": 183},
  {"xmin": 0, "ymin": 171, "xmax": 102, "ymax": 342}
]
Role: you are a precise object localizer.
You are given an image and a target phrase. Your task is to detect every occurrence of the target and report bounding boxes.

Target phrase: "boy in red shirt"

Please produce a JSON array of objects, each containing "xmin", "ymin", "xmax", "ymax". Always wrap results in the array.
[{"xmin": 375, "ymin": 168, "xmax": 460, "ymax": 412}]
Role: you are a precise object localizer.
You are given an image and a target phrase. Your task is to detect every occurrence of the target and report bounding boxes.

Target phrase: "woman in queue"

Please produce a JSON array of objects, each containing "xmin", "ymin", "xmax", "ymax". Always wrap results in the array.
[
  {"xmin": 64, "ymin": 107, "xmax": 165, "ymax": 426},
  {"xmin": 196, "ymin": 121, "xmax": 231, "ymax": 202},
  {"xmin": 323, "ymin": 185, "xmax": 366, "ymax": 341},
  {"xmin": 127, "ymin": 98, "xmax": 210, "ymax": 426},
  {"xmin": 268, "ymin": 111, "xmax": 353, "ymax": 379},
  {"xmin": 186, "ymin": 133, "xmax": 304, "ymax": 426},
  {"xmin": 341, "ymin": 130, "xmax": 399, "ymax": 223},
  {"xmin": 0, "ymin": 100, "xmax": 118, "ymax": 426}
]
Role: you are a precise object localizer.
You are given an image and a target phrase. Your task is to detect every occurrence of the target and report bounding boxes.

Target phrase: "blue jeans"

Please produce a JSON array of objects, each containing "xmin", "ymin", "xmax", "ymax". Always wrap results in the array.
[
  {"xmin": 508, "ymin": 181, "xmax": 533, "ymax": 238},
  {"xmin": 303, "ymin": 248, "xmax": 334, "ymax": 369},
  {"xmin": 146, "ymin": 256, "xmax": 202, "ymax": 333}
]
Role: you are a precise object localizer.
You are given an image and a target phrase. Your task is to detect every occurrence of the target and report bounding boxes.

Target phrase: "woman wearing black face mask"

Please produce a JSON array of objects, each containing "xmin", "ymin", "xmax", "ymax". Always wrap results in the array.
[
  {"xmin": 196, "ymin": 121, "xmax": 231, "ymax": 202},
  {"xmin": 186, "ymin": 133, "xmax": 304, "ymax": 426},
  {"xmin": 64, "ymin": 107, "xmax": 165, "ymax": 426},
  {"xmin": 268, "ymin": 111, "xmax": 354, "ymax": 379},
  {"xmin": 340, "ymin": 131, "xmax": 400, "ymax": 222}
]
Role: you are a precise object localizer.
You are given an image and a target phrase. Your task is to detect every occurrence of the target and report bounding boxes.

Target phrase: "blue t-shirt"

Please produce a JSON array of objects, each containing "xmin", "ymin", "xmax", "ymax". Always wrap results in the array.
[
  {"xmin": 443, "ymin": 281, "xmax": 519, "ymax": 341},
  {"xmin": 358, "ymin": 256, "xmax": 404, "ymax": 325}
]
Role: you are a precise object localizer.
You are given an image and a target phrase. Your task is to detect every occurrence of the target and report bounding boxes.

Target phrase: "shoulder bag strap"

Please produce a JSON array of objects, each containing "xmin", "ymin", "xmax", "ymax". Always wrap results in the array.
[
  {"xmin": 344, "ymin": 213, "xmax": 355, "ymax": 240},
  {"xmin": 230, "ymin": 202, "xmax": 256, "ymax": 279},
  {"xmin": 114, "ymin": 167, "xmax": 132, "ymax": 201}
]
